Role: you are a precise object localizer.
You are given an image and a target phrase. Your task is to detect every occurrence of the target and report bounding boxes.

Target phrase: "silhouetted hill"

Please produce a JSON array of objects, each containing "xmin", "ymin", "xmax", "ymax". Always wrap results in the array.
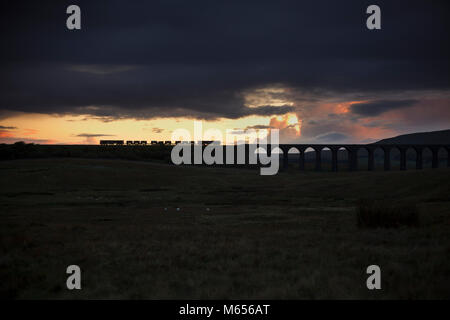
[{"xmin": 375, "ymin": 129, "xmax": 450, "ymax": 145}]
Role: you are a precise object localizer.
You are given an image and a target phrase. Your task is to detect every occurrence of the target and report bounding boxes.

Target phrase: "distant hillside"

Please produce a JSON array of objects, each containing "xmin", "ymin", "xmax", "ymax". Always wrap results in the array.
[{"xmin": 375, "ymin": 129, "xmax": 450, "ymax": 145}]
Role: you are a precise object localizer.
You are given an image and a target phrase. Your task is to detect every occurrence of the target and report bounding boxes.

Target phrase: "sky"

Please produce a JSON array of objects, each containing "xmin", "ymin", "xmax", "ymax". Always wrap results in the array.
[{"xmin": 0, "ymin": 0, "xmax": 449, "ymax": 144}]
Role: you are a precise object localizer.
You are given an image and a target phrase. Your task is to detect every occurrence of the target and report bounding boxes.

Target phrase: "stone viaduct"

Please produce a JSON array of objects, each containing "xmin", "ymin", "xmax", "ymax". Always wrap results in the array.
[
  {"xmin": 188, "ymin": 144, "xmax": 450, "ymax": 171},
  {"xmin": 274, "ymin": 144, "xmax": 450, "ymax": 171}
]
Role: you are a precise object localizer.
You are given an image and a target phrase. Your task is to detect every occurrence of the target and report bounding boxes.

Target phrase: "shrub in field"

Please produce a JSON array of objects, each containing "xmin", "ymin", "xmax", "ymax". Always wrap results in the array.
[{"xmin": 356, "ymin": 199, "xmax": 419, "ymax": 228}]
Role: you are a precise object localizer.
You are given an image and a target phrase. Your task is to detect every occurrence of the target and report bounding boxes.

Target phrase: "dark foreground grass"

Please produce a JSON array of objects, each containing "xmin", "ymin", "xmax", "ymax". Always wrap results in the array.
[
  {"xmin": 0, "ymin": 158, "xmax": 449, "ymax": 299},
  {"xmin": 357, "ymin": 200, "xmax": 420, "ymax": 228}
]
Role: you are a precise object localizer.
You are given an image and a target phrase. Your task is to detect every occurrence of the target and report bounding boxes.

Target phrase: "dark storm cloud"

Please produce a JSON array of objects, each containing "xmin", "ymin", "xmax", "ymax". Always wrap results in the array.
[
  {"xmin": 350, "ymin": 99, "xmax": 418, "ymax": 116},
  {"xmin": 242, "ymin": 105, "xmax": 295, "ymax": 117},
  {"xmin": 0, "ymin": 0, "xmax": 449, "ymax": 119}
]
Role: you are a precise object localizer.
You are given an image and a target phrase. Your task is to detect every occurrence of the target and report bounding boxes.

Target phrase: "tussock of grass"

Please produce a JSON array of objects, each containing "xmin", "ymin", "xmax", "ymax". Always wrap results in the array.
[{"xmin": 356, "ymin": 199, "xmax": 419, "ymax": 228}]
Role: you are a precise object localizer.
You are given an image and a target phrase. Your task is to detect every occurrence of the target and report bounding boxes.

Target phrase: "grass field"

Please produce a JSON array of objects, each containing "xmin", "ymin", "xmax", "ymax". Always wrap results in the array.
[{"xmin": 1, "ymin": 158, "xmax": 449, "ymax": 299}]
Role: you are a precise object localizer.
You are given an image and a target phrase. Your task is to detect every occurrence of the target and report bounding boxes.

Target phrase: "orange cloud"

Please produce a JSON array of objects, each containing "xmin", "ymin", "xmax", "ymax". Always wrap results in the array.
[
  {"xmin": 269, "ymin": 113, "xmax": 302, "ymax": 141},
  {"xmin": 0, "ymin": 130, "xmax": 15, "ymax": 138},
  {"xmin": 23, "ymin": 129, "xmax": 39, "ymax": 136}
]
